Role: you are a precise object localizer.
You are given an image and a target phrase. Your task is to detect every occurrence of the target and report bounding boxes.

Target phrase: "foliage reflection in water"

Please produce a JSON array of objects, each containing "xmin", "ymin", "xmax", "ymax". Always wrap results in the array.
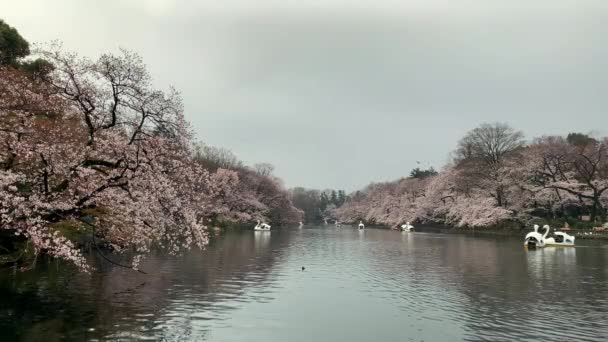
[{"xmin": 1, "ymin": 226, "xmax": 607, "ymax": 341}]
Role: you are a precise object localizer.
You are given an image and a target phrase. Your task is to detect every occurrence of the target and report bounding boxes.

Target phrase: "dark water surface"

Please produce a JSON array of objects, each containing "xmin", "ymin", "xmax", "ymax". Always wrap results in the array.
[{"xmin": 1, "ymin": 226, "xmax": 608, "ymax": 341}]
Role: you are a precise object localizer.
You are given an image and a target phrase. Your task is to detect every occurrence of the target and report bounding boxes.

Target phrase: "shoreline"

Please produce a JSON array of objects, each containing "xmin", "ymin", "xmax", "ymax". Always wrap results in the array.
[
  {"xmin": 339, "ymin": 221, "xmax": 608, "ymax": 240},
  {"xmin": 418, "ymin": 224, "xmax": 608, "ymax": 240}
]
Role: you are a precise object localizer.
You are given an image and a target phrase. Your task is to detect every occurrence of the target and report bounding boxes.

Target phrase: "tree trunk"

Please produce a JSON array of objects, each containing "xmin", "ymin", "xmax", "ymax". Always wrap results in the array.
[
  {"xmin": 495, "ymin": 187, "xmax": 504, "ymax": 207},
  {"xmin": 591, "ymin": 191, "xmax": 607, "ymax": 222}
]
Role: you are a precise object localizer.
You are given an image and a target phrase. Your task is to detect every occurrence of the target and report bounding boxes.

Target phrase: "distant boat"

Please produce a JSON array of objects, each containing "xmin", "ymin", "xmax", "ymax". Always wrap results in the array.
[
  {"xmin": 358, "ymin": 221, "xmax": 365, "ymax": 230},
  {"xmin": 254, "ymin": 220, "xmax": 271, "ymax": 231},
  {"xmin": 299, "ymin": 221, "xmax": 303, "ymax": 228},
  {"xmin": 401, "ymin": 222, "xmax": 414, "ymax": 232},
  {"xmin": 335, "ymin": 220, "xmax": 341, "ymax": 228}
]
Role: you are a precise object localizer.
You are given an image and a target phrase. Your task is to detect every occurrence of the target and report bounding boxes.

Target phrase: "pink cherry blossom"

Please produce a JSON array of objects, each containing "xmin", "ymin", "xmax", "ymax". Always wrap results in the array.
[{"xmin": 1, "ymin": 47, "xmax": 301, "ymax": 271}]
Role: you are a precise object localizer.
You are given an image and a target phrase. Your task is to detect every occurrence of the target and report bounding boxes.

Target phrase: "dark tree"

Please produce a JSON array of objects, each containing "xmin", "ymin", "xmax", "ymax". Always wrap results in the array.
[
  {"xmin": 410, "ymin": 167, "xmax": 438, "ymax": 179},
  {"xmin": 567, "ymin": 133, "xmax": 597, "ymax": 147},
  {"xmin": 0, "ymin": 19, "xmax": 30, "ymax": 66},
  {"xmin": 320, "ymin": 192, "xmax": 329, "ymax": 211},
  {"xmin": 337, "ymin": 190, "xmax": 346, "ymax": 206},
  {"xmin": 19, "ymin": 58, "xmax": 54, "ymax": 79},
  {"xmin": 330, "ymin": 190, "xmax": 338, "ymax": 205},
  {"xmin": 454, "ymin": 122, "xmax": 525, "ymax": 207}
]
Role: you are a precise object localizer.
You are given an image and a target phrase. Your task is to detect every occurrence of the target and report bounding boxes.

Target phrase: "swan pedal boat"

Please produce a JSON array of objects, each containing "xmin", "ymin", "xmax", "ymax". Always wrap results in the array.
[
  {"xmin": 524, "ymin": 224, "xmax": 575, "ymax": 248},
  {"xmin": 254, "ymin": 220, "xmax": 271, "ymax": 231},
  {"xmin": 545, "ymin": 231, "xmax": 575, "ymax": 247},
  {"xmin": 400, "ymin": 222, "xmax": 414, "ymax": 232}
]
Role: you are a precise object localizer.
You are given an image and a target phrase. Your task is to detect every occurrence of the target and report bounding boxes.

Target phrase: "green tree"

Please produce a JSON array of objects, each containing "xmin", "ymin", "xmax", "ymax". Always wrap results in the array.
[
  {"xmin": 320, "ymin": 192, "xmax": 329, "ymax": 211},
  {"xmin": 0, "ymin": 19, "xmax": 30, "ymax": 66},
  {"xmin": 409, "ymin": 167, "xmax": 438, "ymax": 179},
  {"xmin": 330, "ymin": 190, "xmax": 338, "ymax": 205},
  {"xmin": 19, "ymin": 58, "xmax": 54, "ymax": 79},
  {"xmin": 566, "ymin": 133, "xmax": 597, "ymax": 147},
  {"xmin": 337, "ymin": 190, "xmax": 346, "ymax": 206},
  {"xmin": 0, "ymin": 19, "xmax": 53, "ymax": 79}
]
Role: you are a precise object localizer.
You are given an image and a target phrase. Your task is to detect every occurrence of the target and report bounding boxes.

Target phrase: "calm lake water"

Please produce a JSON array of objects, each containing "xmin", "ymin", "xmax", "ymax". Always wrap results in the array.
[{"xmin": 1, "ymin": 226, "xmax": 608, "ymax": 341}]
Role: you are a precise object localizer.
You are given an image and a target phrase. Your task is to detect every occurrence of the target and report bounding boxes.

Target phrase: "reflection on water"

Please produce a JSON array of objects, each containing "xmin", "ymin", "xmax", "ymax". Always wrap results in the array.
[
  {"xmin": 1, "ymin": 227, "xmax": 607, "ymax": 341},
  {"xmin": 254, "ymin": 231, "xmax": 271, "ymax": 250}
]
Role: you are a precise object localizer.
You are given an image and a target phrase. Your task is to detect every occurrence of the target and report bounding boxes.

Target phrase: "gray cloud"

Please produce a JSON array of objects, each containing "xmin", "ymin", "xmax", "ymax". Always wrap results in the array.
[{"xmin": 4, "ymin": 1, "xmax": 608, "ymax": 190}]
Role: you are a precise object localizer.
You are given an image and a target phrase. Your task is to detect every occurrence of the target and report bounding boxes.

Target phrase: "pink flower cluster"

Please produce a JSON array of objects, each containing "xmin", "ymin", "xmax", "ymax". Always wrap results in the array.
[
  {"xmin": 1, "ymin": 47, "xmax": 301, "ymax": 271},
  {"xmin": 336, "ymin": 134, "xmax": 608, "ymax": 228}
]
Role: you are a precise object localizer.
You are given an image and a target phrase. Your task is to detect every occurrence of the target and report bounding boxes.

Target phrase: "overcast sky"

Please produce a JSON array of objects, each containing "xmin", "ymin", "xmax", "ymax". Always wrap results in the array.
[{"xmin": 3, "ymin": 1, "xmax": 608, "ymax": 191}]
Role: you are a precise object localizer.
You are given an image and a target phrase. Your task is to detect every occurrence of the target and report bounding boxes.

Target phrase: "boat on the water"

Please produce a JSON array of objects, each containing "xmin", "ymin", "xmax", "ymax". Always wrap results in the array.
[
  {"xmin": 524, "ymin": 224, "xmax": 575, "ymax": 248},
  {"xmin": 524, "ymin": 224, "xmax": 545, "ymax": 248},
  {"xmin": 254, "ymin": 220, "xmax": 271, "ymax": 231},
  {"xmin": 545, "ymin": 229, "xmax": 575, "ymax": 247},
  {"xmin": 358, "ymin": 221, "xmax": 365, "ymax": 229},
  {"xmin": 400, "ymin": 222, "xmax": 414, "ymax": 232}
]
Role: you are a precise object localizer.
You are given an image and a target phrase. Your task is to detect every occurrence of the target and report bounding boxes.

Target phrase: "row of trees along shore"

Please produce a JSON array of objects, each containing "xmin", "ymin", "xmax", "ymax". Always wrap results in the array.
[
  {"xmin": 290, "ymin": 188, "xmax": 347, "ymax": 224},
  {"xmin": 0, "ymin": 20, "xmax": 302, "ymax": 272},
  {"xmin": 332, "ymin": 124, "xmax": 608, "ymax": 230}
]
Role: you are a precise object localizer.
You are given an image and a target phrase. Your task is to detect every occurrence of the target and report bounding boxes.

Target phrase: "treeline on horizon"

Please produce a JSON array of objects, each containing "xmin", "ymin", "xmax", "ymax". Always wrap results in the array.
[
  {"xmin": 0, "ymin": 19, "xmax": 303, "ymax": 271},
  {"xmin": 290, "ymin": 188, "xmax": 347, "ymax": 224},
  {"xmin": 287, "ymin": 168, "xmax": 438, "ymax": 225},
  {"xmin": 332, "ymin": 124, "xmax": 608, "ymax": 229}
]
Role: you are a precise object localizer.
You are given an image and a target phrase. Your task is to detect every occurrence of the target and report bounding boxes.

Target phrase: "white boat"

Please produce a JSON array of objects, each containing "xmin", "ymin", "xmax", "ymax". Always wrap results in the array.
[
  {"xmin": 401, "ymin": 222, "xmax": 414, "ymax": 232},
  {"xmin": 254, "ymin": 220, "xmax": 271, "ymax": 231},
  {"xmin": 358, "ymin": 221, "xmax": 365, "ymax": 229},
  {"xmin": 524, "ymin": 224, "xmax": 575, "ymax": 248},
  {"xmin": 524, "ymin": 224, "xmax": 545, "ymax": 248},
  {"xmin": 298, "ymin": 221, "xmax": 303, "ymax": 228},
  {"xmin": 545, "ymin": 227, "xmax": 575, "ymax": 247},
  {"xmin": 335, "ymin": 220, "xmax": 341, "ymax": 228}
]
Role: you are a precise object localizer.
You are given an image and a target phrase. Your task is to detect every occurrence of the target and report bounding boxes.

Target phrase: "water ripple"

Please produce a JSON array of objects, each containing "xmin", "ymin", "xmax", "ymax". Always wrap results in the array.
[{"xmin": 2, "ymin": 227, "xmax": 607, "ymax": 341}]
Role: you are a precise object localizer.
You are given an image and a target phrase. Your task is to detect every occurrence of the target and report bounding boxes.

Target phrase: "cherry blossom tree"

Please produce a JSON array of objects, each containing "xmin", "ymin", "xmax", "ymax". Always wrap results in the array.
[
  {"xmin": 337, "ymin": 129, "xmax": 608, "ymax": 229},
  {"xmin": 454, "ymin": 123, "xmax": 525, "ymax": 207},
  {"xmin": 526, "ymin": 135, "xmax": 608, "ymax": 221},
  {"xmin": 1, "ymin": 46, "xmax": 290, "ymax": 271},
  {"xmin": 335, "ymin": 177, "xmax": 432, "ymax": 227},
  {"xmin": 237, "ymin": 167, "xmax": 303, "ymax": 225}
]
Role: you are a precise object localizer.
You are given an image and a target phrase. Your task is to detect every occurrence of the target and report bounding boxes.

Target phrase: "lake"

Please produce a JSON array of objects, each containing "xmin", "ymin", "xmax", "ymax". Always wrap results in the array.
[{"xmin": 1, "ymin": 226, "xmax": 607, "ymax": 341}]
